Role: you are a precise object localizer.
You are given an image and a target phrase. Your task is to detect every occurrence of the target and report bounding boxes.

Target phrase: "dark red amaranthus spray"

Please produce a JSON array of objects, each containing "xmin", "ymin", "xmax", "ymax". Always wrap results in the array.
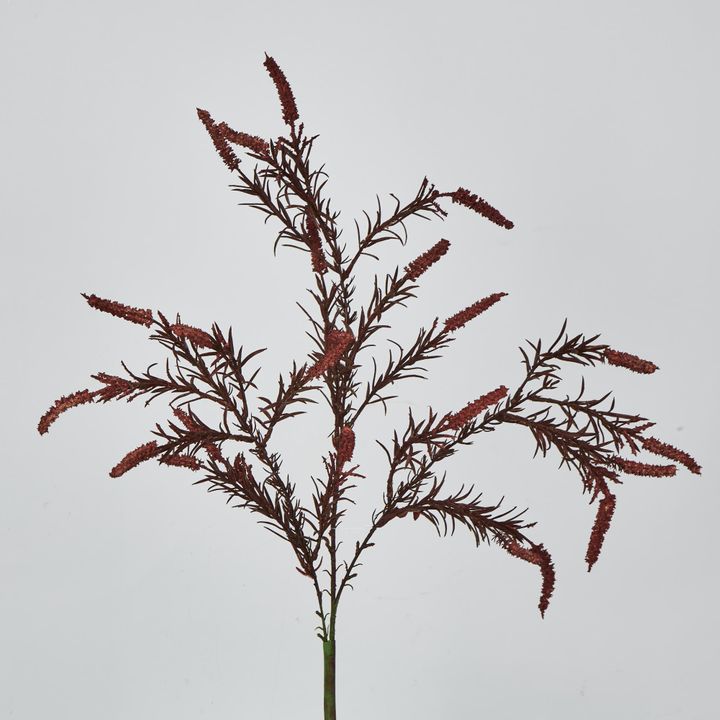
[{"xmin": 38, "ymin": 55, "xmax": 703, "ymax": 720}]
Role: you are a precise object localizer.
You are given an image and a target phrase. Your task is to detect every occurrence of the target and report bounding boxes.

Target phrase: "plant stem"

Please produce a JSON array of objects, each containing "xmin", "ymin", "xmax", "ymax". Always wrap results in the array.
[{"xmin": 323, "ymin": 632, "xmax": 336, "ymax": 720}]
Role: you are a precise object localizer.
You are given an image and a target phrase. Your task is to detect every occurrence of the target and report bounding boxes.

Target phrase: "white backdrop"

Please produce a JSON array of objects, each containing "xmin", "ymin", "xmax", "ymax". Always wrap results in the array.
[{"xmin": 2, "ymin": 1, "xmax": 718, "ymax": 718}]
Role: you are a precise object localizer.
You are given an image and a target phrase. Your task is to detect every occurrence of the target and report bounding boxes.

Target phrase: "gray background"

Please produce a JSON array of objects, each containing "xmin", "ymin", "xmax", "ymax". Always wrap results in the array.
[{"xmin": 2, "ymin": 1, "xmax": 718, "ymax": 718}]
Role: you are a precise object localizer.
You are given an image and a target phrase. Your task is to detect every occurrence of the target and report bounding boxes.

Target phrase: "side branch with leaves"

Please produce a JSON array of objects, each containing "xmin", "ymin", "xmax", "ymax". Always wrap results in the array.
[{"xmin": 38, "ymin": 55, "xmax": 701, "ymax": 720}]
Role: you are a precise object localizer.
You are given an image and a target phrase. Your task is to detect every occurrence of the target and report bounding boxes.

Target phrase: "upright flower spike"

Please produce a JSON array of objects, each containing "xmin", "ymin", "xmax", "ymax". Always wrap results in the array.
[
  {"xmin": 306, "ymin": 330, "xmax": 354, "ymax": 380},
  {"xmin": 82, "ymin": 293, "xmax": 153, "ymax": 327},
  {"xmin": 449, "ymin": 187, "xmax": 514, "ymax": 229},
  {"xmin": 641, "ymin": 436, "xmax": 702, "ymax": 475},
  {"xmin": 444, "ymin": 292, "xmax": 507, "ymax": 332},
  {"xmin": 503, "ymin": 540, "xmax": 556, "ymax": 617},
  {"xmin": 614, "ymin": 457, "xmax": 677, "ymax": 477},
  {"xmin": 442, "ymin": 386, "xmax": 509, "ymax": 430},
  {"xmin": 335, "ymin": 426, "xmax": 355, "ymax": 467},
  {"xmin": 403, "ymin": 239, "xmax": 451, "ymax": 281},
  {"xmin": 170, "ymin": 322, "xmax": 214, "ymax": 349},
  {"xmin": 38, "ymin": 390, "xmax": 95, "ymax": 435},
  {"xmin": 585, "ymin": 489, "xmax": 617, "ymax": 571},
  {"xmin": 109, "ymin": 441, "xmax": 159, "ymax": 478},
  {"xmin": 263, "ymin": 53, "xmax": 299, "ymax": 126},
  {"xmin": 306, "ymin": 212, "xmax": 328, "ymax": 275},
  {"xmin": 196, "ymin": 108, "xmax": 240, "ymax": 172},
  {"xmin": 604, "ymin": 348, "xmax": 658, "ymax": 374}
]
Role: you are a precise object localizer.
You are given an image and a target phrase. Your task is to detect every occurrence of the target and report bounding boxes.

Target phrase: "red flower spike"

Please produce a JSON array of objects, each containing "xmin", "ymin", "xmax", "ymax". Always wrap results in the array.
[
  {"xmin": 38, "ymin": 390, "xmax": 95, "ymax": 435},
  {"xmin": 306, "ymin": 213, "xmax": 328, "ymax": 275},
  {"xmin": 216, "ymin": 122, "xmax": 270, "ymax": 156},
  {"xmin": 171, "ymin": 323, "xmax": 214, "ymax": 349},
  {"xmin": 173, "ymin": 407, "xmax": 201, "ymax": 431},
  {"xmin": 615, "ymin": 457, "xmax": 677, "ymax": 477},
  {"xmin": 443, "ymin": 386, "xmax": 509, "ymax": 430},
  {"xmin": 161, "ymin": 454, "xmax": 201, "ymax": 471},
  {"xmin": 335, "ymin": 426, "xmax": 355, "ymax": 466},
  {"xmin": 444, "ymin": 292, "xmax": 507, "ymax": 333},
  {"xmin": 604, "ymin": 348, "xmax": 658, "ymax": 374},
  {"xmin": 403, "ymin": 239, "xmax": 451, "ymax": 281},
  {"xmin": 82, "ymin": 293, "xmax": 153, "ymax": 327},
  {"xmin": 263, "ymin": 54, "xmax": 299, "ymax": 126},
  {"xmin": 450, "ymin": 187, "xmax": 514, "ymax": 229},
  {"xmin": 197, "ymin": 108, "xmax": 240, "ymax": 172},
  {"xmin": 641, "ymin": 437, "xmax": 701, "ymax": 475},
  {"xmin": 306, "ymin": 330, "xmax": 354, "ymax": 380},
  {"xmin": 586, "ymin": 490, "xmax": 617, "ymax": 571},
  {"xmin": 109, "ymin": 441, "xmax": 159, "ymax": 478},
  {"xmin": 203, "ymin": 443, "xmax": 224, "ymax": 463},
  {"xmin": 92, "ymin": 373, "xmax": 136, "ymax": 402},
  {"xmin": 503, "ymin": 540, "xmax": 556, "ymax": 618}
]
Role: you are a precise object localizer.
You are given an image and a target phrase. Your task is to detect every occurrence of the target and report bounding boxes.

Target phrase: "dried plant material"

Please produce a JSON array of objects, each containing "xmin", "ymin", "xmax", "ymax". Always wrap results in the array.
[
  {"xmin": 109, "ymin": 441, "xmax": 159, "ymax": 478},
  {"xmin": 82, "ymin": 293, "xmax": 153, "ymax": 327},
  {"xmin": 37, "ymin": 55, "xmax": 702, "ymax": 720},
  {"xmin": 38, "ymin": 390, "xmax": 95, "ymax": 435},
  {"xmin": 444, "ymin": 292, "xmax": 507, "ymax": 332},
  {"xmin": 604, "ymin": 348, "xmax": 658, "ymax": 374}
]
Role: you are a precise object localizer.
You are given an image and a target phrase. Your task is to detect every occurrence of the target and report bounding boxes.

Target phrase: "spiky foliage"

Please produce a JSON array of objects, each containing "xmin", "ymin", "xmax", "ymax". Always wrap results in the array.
[{"xmin": 38, "ymin": 55, "xmax": 701, "ymax": 720}]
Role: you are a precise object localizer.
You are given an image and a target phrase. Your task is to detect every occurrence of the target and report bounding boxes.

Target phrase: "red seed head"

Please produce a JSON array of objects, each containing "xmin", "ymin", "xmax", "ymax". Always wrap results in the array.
[
  {"xmin": 306, "ymin": 330, "xmax": 354, "ymax": 380},
  {"xmin": 197, "ymin": 108, "xmax": 240, "ymax": 172},
  {"xmin": 641, "ymin": 436, "xmax": 701, "ymax": 475},
  {"xmin": 614, "ymin": 457, "xmax": 677, "ymax": 477},
  {"xmin": 604, "ymin": 348, "xmax": 658, "ymax": 374},
  {"xmin": 173, "ymin": 407, "xmax": 199, "ymax": 431},
  {"xmin": 170, "ymin": 323, "xmax": 214, "ymax": 349},
  {"xmin": 503, "ymin": 540, "xmax": 556, "ymax": 618},
  {"xmin": 263, "ymin": 54, "xmax": 299, "ymax": 126},
  {"xmin": 161, "ymin": 454, "xmax": 201, "ymax": 471},
  {"xmin": 442, "ymin": 386, "xmax": 509, "ymax": 430},
  {"xmin": 109, "ymin": 441, "xmax": 159, "ymax": 478},
  {"xmin": 92, "ymin": 373, "xmax": 136, "ymax": 402},
  {"xmin": 585, "ymin": 490, "xmax": 617, "ymax": 571},
  {"xmin": 305, "ymin": 213, "xmax": 328, "ymax": 275},
  {"xmin": 403, "ymin": 239, "xmax": 451, "ymax": 281},
  {"xmin": 450, "ymin": 187, "xmax": 514, "ymax": 229},
  {"xmin": 216, "ymin": 122, "xmax": 270, "ymax": 156},
  {"xmin": 82, "ymin": 293, "xmax": 153, "ymax": 327},
  {"xmin": 38, "ymin": 389, "xmax": 95, "ymax": 435},
  {"xmin": 444, "ymin": 292, "xmax": 507, "ymax": 333},
  {"xmin": 335, "ymin": 426, "xmax": 356, "ymax": 466}
]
